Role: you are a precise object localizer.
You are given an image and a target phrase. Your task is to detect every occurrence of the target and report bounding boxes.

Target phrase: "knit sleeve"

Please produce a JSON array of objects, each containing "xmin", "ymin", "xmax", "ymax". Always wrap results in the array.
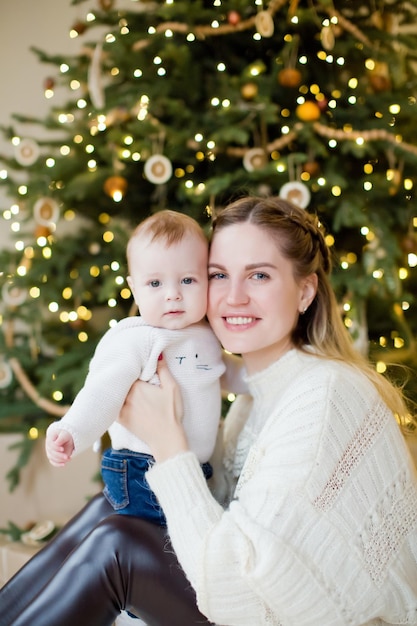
[{"xmin": 49, "ymin": 322, "xmax": 156, "ymax": 455}]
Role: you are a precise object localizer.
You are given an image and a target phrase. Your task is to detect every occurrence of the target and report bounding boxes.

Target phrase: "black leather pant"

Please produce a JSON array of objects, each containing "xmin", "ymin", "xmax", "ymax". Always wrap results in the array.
[{"xmin": 0, "ymin": 493, "xmax": 212, "ymax": 626}]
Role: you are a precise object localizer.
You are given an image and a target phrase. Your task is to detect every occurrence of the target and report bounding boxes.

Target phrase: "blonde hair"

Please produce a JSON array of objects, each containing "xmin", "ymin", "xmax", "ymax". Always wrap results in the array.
[
  {"xmin": 212, "ymin": 195, "xmax": 410, "ymax": 423},
  {"xmin": 127, "ymin": 210, "xmax": 207, "ymax": 272}
]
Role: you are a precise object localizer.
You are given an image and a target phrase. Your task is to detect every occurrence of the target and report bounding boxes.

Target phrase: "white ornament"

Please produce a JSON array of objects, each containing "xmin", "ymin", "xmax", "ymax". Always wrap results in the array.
[
  {"xmin": 2, "ymin": 282, "xmax": 28, "ymax": 307},
  {"xmin": 279, "ymin": 181, "xmax": 311, "ymax": 209},
  {"xmin": 243, "ymin": 148, "xmax": 267, "ymax": 172},
  {"xmin": 255, "ymin": 11, "xmax": 274, "ymax": 38},
  {"xmin": 33, "ymin": 197, "xmax": 60, "ymax": 226},
  {"xmin": 14, "ymin": 138, "xmax": 40, "ymax": 166},
  {"xmin": 144, "ymin": 154, "xmax": 173, "ymax": 185},
  {"xmin": 0, "ymin": 360, "xmax": 13, "ymax": 389},
  {"xmin": 88, "ymin": 42, "xmax": 105, "ymax": 109},
  {"xmin": 321, "ymin": 25, "xmax": 335, "ymax": 51}
]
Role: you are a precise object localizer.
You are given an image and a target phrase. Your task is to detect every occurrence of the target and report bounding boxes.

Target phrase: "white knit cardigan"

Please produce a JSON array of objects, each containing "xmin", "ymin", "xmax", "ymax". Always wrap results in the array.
[{"xmin": 147, "ymin": 348, "xmax": 417, "ymax": 626}]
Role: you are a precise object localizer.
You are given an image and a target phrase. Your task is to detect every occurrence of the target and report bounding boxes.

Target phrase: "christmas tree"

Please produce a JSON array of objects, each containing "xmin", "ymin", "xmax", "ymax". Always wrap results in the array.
[{"xmin": 1, "ymin": 0, "xmax": 417, "ymax": 487}]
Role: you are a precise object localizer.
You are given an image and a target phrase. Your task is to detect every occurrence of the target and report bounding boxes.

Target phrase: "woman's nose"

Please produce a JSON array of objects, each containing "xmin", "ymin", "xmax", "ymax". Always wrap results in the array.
[{"xmin": 226, "ymin": 280, "xmax": 249, "ymax": 305}]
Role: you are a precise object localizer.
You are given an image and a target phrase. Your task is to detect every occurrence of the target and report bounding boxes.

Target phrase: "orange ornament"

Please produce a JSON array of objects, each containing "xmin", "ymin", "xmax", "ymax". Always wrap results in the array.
[
  {"xmin": 278, "ymin": 68, "xmax": 302, "ymax": 88},
  {"xmin": 303, "ymin": 161, "xmax": 320, "ymax": 177},
  {"xmin": 103, "ymin": 175, "xmax": 128, "ymax": 199},
  {"xmin": 295, "ymin": 101, "xmax": 321, "ymax": 122},
  {"xmin": 35, "ymin": 225, "xmax": 52, "ymax": 239},
  {"xmin": 240, "ymin": 82, "xmax": 258, "ymax": 100},
  {"xmin": 368, "ymin": 62, "xmax": 391, "ymax": 92}
]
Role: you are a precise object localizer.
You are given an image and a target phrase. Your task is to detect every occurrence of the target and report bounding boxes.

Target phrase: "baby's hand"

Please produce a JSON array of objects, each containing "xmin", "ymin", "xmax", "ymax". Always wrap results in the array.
[{"xmin": 45, "ymin": 429, "xmax": 75, "ymax": 467}]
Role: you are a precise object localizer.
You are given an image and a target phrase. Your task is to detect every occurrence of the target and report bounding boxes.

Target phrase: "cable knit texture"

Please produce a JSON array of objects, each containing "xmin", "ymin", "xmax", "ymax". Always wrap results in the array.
[
  {"xmin": 146, "ymin": 349, "xmax": 417, "ymax": 626},
  {"xmin": 48, "ymin": 317, "xmax": 225, "ymax": 463}
]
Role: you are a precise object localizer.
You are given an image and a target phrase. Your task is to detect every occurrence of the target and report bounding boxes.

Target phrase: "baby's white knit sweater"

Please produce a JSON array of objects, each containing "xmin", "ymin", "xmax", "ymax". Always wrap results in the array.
[
  {"xmin": 147, "ymin": 348, "xmax": 417, "ymax": 626},
  {"xmin": 48, "ymin": 317, "xmax": 225, "ymax": 463}
]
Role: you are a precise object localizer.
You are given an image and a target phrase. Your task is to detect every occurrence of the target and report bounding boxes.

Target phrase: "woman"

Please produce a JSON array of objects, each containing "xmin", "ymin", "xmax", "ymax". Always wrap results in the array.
[{"xmin": 2, "ymin": 195, "xmax": 417, "ymax": 626}]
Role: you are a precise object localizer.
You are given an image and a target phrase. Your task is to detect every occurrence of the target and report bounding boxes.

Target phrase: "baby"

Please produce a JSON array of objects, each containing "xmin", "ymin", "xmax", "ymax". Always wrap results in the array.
[{"xmin": 46, "ymin": 210, "xmax": 226, "ymax": 522}]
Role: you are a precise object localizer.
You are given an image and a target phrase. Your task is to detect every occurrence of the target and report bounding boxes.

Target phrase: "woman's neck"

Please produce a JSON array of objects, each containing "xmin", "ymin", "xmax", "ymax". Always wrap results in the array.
[{"xmin": 242, "ymin": 339, "xmax": 295, "ymax": 375}]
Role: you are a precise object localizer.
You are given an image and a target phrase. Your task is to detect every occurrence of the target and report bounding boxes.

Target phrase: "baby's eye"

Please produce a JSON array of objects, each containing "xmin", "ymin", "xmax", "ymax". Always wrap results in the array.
[
  {"xmin": 149, "ymin": 280, "xmax": 161, "ymax": 288},
  {"xmin": 182, "ymin": 277, "xmax": 194, "ymax": 285}
]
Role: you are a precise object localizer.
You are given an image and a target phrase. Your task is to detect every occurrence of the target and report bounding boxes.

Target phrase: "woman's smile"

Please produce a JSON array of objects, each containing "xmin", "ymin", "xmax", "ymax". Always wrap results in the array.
[{"xmin": 224, "ymin": 316, "xmax": 258, "ymax": 326}]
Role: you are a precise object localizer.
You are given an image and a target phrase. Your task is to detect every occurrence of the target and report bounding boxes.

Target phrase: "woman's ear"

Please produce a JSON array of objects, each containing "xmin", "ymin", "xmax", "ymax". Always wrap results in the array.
[{"xmin": 299, "ymin": 273, "xmax": 318, "ymax": 313}]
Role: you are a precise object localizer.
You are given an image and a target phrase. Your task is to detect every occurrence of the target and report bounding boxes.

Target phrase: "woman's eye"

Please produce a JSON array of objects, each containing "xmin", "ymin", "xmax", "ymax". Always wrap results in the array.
[
  {"xmin": 149, "ymin": 280, "xmax": 161, "ymax": 288},
  {"xmin": 252, "ymin": 272, "xmax": 269, "ymax": 280},
  {"xmin": 208, "ymin": 272, "xmax": 226, "ymax": 280},
  {"xmin": 182, "ymin": 277, "xmax": 194, "ymax": 285}
]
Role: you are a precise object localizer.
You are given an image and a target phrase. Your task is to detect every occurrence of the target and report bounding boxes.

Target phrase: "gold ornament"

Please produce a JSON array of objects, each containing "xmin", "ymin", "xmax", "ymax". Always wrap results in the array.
[
  {"xmin": 295, "ymin": 101, "xmax": 321, "ymax": 122},
  {"xmin": 240, "ymin": 82, "xmax": 258, "ymax": 100}
]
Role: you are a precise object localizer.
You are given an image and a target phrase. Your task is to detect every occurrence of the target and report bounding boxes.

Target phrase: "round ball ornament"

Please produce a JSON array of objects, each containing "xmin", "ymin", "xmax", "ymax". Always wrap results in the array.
[
  {"xmin": 14, "ymin": 138, "xmax": 40, "ymax": 166},
  {"xmin": 295, "ymin": 101, "xmax": 321, "ymax": 122},
  {"xmin": 144, "ymin": 154, "xmax": 173, "ymax": 185},
  {"xmin": 255, "ymin": 11, "xmax": 274, "ymax": 37},
  {"xmin": 302, "ymin": 161, "xmax": 320, "ymax": 177},
  {"xmin": 35, "ymin": 224, "xmax": 52, "ymax": 239},
  {"xmin": 227, "ymin": 10, "xmax": 241, "ymax": 26},
  {"xmin": 99, "ymin": 0, "xmax": 114, "ymax": 9},
  {"xmin": 240, "ymin": 82, "xmax": 258, "ymax": 101},
  {"xmin": 103, "ymin": 175, "xmax": 128, "ymax": 199},
  {"xmin": 278, "ymin": 68, "xmax": 302, "ymax": 88},
  {"xmin": 401, "ymin": 234, "xmax": 417, "ymax": 254},
  {"xmin": 368, "ymin": 61, "xmax": 391, "ymax": 92},
  {"xmin": 72, "ymin": 20, "xmax": 87, "ymax": 35},
  {"xmin": 43, "ymin": 77, "xmax": 55, "ymax": 91},
  {"xmin": 243, "ymin": 148, "xmax": 267, "ymax": 172},
  {"xmin": 33, "ymin": 197, "xmax": 60, "ymax": 226},
  {"xmin": 279, "ymin": 181, "xmax": 311, "ymax": 209},
  {"xmin": 0, "ymin": 360, "xmax": 13, "ymax": 389}
]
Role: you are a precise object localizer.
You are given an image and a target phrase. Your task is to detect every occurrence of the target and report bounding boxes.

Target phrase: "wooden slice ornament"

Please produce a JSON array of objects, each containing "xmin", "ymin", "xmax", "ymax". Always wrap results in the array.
[
  {"xmin": 33, "ymin": 197, "xmax": 60, "ymax": 226},
  {"xmin": 0, "ymin": 360, "xmax": 13, "ymax": 389},
  {"xmin": 144, "ymin": 154, "xmax": 173, "ymax": 185},
  {"xmin": 279, "ymin": 181, "xmax": 311, "ymax": 209},
  {"xmin": 255, "ymin": 11, "xmax": 274, "ymax": 37},
  {"xmin": 14, "ymin": 138, "xmax": 40, "ymax": 166},
  {"xmin": 243, "ymin": 148, "xmax": 268, "ymax": 172}
]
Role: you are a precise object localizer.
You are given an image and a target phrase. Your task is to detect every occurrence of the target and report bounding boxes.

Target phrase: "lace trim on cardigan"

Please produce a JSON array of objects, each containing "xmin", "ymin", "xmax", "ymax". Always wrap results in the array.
[
  {"xmin": 313, "ymin": 399, "xmax": 388, "ymax": 511},
  {"xmin": 356, "ymin": 468, "xmax": 417, "ymax": 586}
]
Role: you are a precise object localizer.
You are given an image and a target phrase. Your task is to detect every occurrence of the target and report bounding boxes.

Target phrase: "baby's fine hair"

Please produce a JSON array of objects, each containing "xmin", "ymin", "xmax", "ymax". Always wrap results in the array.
[
  {"xmin": 212, "ymin": 195, "xmax": 410, "ymax": 422},
  {"xmin": 127, "ymin": 210, "xmax": 207, "ymax": 269}
]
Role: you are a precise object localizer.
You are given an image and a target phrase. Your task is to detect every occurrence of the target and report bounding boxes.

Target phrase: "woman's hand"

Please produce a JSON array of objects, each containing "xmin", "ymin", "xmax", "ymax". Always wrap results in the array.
[{"xmin": 118, "ymin": 355, "xmax": 189, "ymax": 462}]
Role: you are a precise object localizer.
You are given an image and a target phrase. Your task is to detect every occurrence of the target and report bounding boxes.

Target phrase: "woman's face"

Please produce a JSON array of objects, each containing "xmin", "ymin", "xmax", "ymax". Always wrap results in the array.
[{"xmin": 207, "ymin": 221, "xmax": 316, "ymax": 374}]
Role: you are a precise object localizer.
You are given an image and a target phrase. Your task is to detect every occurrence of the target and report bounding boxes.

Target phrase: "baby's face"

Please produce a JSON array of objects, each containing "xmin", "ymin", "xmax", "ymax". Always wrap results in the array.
[{"xmin": 127, "ymin": 233, "xmax": 208, "ymax": 330}]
